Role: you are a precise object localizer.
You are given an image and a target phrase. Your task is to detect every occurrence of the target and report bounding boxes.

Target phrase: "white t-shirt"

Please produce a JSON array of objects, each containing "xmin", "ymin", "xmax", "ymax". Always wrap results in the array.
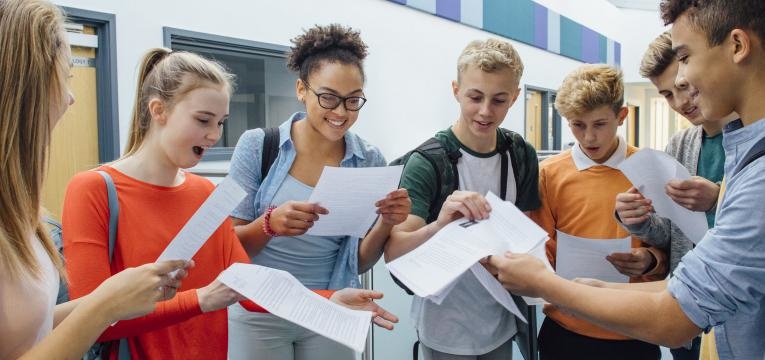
[
  {"xmin": 0, "ymin": 238, "xmax": 60, "ymax": 359},
  {"xmin": 412, "ymin": 147, "xmax": 518, "ymax": 355}
]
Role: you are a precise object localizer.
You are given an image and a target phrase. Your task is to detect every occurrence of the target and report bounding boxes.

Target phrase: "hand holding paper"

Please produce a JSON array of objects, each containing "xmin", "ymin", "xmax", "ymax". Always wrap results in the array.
[
  {"xmin": 618, "ymin": 149, "xmax": 708, "ymax": 243},
  {"xmin": 218, "ymin": 263, "xmax": 373, "ymax": 353},
  {"xmin": 307, "ymin": 166, "xmax": 404, "ymax": 238},
  {"xmin": 386, "ymin": 192, "xmax": 549, "ymax": 298}
]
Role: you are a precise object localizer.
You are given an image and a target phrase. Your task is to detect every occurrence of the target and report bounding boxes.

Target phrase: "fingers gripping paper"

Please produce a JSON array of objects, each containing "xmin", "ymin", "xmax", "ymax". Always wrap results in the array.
[
  {"xmin": 386, "ymin": 192, "xmax": 549, "ymax": 298},
  {"xmin": 218, "ymin": 263, "xmax": 372, "ymax": 353}
]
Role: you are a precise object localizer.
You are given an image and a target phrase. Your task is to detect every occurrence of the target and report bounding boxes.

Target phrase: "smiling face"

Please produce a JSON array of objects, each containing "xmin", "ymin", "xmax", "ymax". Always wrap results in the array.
[
  {"xmin": 452, "ymin": 64, "xmax": 520, "ymax": 142},
  {"xmin": 155, "ymin": 85, "xmax": 230, "ymax": 169},
  {"xmin": 672, "ymin": 14, "xmax": 740, "ymax": 122},
  {"xmin": 296, "ymin": 61, "xmax": 364, "ymax": 142},
  {"xmin": 568, "ymin": 105, "xmax": 627, "ymax": 163},
  {"xmin": 650, "ymin": 60, "xmax": 703, "ymax": 125}
]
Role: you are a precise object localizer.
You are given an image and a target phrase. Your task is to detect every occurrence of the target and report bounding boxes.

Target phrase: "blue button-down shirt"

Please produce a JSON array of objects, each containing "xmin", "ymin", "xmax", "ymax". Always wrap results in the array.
[
  {"xmin": 228, "ymin": 112, "xmax": 387, "ymax": 289},
  {"xmin": 668, "ymin": 118, "xmax": 765, "ymax": 360}
]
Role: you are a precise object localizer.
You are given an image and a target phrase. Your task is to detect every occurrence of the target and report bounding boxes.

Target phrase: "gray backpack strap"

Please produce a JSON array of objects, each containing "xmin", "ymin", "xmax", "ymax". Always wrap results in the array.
[
  {"xmin": 95, "ymin": 170, "xmax": 131, "ymax": 360},
  {"xmin": 96, "ymin": 170, "xmax": 119, "ymax": 262}
]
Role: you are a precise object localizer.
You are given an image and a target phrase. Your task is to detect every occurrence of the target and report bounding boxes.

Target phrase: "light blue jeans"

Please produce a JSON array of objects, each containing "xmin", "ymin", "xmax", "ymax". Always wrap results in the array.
[
  {"xmin": 420, "ymin": 338, "xmax": 514, "ymax": 360},
  {"xmin": 228, "ymin": 304, "xmax": 356, "ymax": 360}
]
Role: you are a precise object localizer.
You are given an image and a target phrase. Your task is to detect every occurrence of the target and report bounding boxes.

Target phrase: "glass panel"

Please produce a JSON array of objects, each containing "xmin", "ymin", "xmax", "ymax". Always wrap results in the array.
[{"xmin": 172, "ymin": 44, "xmax": 303, "ymax": 148}]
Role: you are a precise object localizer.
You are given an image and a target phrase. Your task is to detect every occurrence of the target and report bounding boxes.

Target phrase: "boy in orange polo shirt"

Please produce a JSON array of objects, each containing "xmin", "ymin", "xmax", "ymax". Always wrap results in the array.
[{"xmin": 531, "ymin": 64, "xmax": 667, "ymax": 360}]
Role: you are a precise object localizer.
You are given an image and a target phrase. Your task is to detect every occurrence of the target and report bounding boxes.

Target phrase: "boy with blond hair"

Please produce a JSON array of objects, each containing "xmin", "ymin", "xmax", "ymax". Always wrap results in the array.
[
  {"xmin": 487, "ymin": 0, "xmax": 765, "ymax": 358},
  {"xmin": 531, "ymin": 64, "xmax": 666, "ymax": 360},
  {"xmin": 385, "ymin": 39, "xmax": 540, "ymax": 360}
]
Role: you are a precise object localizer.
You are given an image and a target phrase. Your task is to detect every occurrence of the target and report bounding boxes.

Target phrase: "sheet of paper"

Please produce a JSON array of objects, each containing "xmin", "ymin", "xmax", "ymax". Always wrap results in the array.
[
  {"xmin": 484, "ymin": 193, "xmax": 550, "ymax": 254},
  {"xmin": 157, "ymin": 176, "xmax": 246, "ymax": 262},
  {"xmin": 618, "ymin": 148, "xmax": 709, "ymax": 244},
  {"xmin": 426, "ymin": 274, "xmax": 461, "ymax": 305},
  {"xmin": 555, "ymin": 230, "xmax": 632, "ymax": 283},
  {"xmin": 522, "ymin": 241, "xmax": 553, "ymax": 306},
  {"xmin": 306, "ymin": 166, "xmax": 403, "ymax": 238},
  {"xmin": 469, "ymin": 263, "xmax": 527, "ymax": 323},
  {"xmin": 218, "ymin": 263, "xmax": 372, "ymax": 353},
  {"xmin": 386, "ymin": 192, "xmax": 548, "ymax": 298}
]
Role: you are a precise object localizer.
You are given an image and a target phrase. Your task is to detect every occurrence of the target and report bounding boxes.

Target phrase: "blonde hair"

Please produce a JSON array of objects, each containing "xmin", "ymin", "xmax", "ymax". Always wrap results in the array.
[
  {"xmin": 640, "ymin": 31, "xmax": 675, "ymax": 79},
  {"xmin": 555, "ymin": 64, "xmax": 624, "ymax": 119},
  {"xmin": 0, "ymin": 0, "xmax": 66, "ymax": 279},
  {"xmin": 457, "ymin": 39, "xmax": 524, "ymax": 83},
  {"xmin": 123, "ymin": 48, "xmax": 235, "ymax": 156}
]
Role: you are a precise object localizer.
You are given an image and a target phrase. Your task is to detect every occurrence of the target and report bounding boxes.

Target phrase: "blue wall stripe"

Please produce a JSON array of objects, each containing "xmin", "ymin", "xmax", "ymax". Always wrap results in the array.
[
  {"xmin": 560, "ymin": 16, "xmax": 581, "ymax": 60},
  {"xmin": 607, "ymin": 39, "xmax": 615, "ymax": 65},
  {"xmin": 386, "ymin": 0, "xmax": 620, "ymax": 65},
  {"xmin": 547, "ymin": 10, "xmax": 560, "ymax": 54},
  {"xmin": 460, "ymin": 0, "xmax": 483, "ymax": 28},
  {"xmin": 407, "ymin": 0, "xmax": 436, "ymax": 13}
]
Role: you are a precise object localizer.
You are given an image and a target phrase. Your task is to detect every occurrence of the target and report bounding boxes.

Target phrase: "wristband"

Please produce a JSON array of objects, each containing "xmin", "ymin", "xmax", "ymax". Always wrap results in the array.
[{"xmin": 263, "ymin": 205, "xmax": 280, "ymax": 237}]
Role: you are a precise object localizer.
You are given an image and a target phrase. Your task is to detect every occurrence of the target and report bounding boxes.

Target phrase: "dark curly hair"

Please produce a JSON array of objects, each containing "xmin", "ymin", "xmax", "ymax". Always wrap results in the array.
[
  {"xmin": 660, "ymin": 0, "xmax": 765, "ymax": 47},
  {"xmin": 287, "ymin": 24, "xmax": 368, "ymax": 82}
]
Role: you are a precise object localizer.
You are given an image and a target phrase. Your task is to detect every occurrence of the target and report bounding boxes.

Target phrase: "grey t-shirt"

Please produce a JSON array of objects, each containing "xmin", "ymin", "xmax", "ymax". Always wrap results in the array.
[{"xmin": 410, "ymin": 145, "xmax": 518, "ymax": 355}]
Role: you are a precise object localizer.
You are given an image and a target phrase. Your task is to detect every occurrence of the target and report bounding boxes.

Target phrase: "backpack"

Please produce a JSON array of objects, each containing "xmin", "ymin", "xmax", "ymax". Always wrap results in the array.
[
  {"xmin": 389, "ymin": 128, "xmax": 539, "ymax": 360},
  {"xmin": 47, "ymin": 170, "xmax": 131, "ymax": 360},
  {"xmin": 260, "ymin": 127, "xmax": 280, "ymax": 180},
  {"xmin": 389, "ymin": 128, "xmax": 529, "ymax": 223},
  {"xmin": 734, "ymin": 136, "xmax": 765, "ymax": 176}
]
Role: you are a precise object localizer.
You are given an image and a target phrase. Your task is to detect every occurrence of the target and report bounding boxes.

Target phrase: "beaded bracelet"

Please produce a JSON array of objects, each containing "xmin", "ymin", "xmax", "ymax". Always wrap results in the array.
[{"xmin": 262, "ymin": 205, "xmax": 280, "ymax": 237}]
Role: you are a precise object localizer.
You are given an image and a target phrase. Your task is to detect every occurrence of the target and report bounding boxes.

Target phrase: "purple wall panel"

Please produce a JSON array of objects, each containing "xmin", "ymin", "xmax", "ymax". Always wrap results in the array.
[
  {"xmin": 581, "ymin": 26, "xmax": 600, "ymax": 63},
  {"xmin": 533, "ymin": 3, "xmax": 548, "ymax": 49},
  {"xmin": 436, "ymin": 0, "xmax": 460, "ymax": 22}
]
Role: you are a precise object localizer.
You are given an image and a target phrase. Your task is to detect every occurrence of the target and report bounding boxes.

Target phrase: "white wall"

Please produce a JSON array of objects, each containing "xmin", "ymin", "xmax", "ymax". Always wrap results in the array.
[
  {"xmin": 618, "ymin": 8, "xmax": 670, "ymax": 83},
  {"xmin": 53, "ymin": 0, "xmax": 650, "ymax": 358}
]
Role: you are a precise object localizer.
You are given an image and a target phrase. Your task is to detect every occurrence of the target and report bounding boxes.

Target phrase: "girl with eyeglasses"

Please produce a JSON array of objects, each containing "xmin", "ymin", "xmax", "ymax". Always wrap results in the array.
[{"xmin": 227, "ymin": 24, "xmax": 411, "ymax": 360}]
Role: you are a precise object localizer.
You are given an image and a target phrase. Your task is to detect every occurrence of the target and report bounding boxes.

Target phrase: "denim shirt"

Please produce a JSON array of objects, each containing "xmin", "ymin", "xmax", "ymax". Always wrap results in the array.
[
  {"xmin": 228, "ymin": 112, "xmax": 386, "ymax": 289},
  {"xmin": 668, "ymin": 118, "xmax": 765, "ymax": 360}
]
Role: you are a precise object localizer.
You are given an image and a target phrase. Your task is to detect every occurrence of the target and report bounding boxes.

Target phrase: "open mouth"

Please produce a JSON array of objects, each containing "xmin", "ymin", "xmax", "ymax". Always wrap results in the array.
[
  {"xmin": 193, "ymin": 146, "xmax": 205, "ymax": 157},
  {"xmin": 326, "ymin": 118, "xmax": 347, "ymax": 129},
  {"xmin": 585, "ymin": 146, "xmax": 600, "ymax": 153},
  {"xmin": 473, "ymin": 120, "xmax": 492, "ymax": 129}
]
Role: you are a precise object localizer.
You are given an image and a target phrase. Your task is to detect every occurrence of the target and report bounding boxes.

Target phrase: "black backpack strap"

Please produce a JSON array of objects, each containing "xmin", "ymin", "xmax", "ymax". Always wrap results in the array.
[
  {"xmin": 499, "ymin": 128, "xmax": 521, "ymax": 201},
  {"xmin": 734, "ymin": 136, "xmax": 765, "ymax": 176},
  {"xmin": 261, "ymin": 127, "xmax": 280, "ymax": 180}
]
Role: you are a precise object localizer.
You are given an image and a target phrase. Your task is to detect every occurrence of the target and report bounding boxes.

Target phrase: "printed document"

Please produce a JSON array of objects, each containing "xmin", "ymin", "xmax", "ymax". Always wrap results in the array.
[
  {"xmin": 218, "ymin": 263, "xmax": 372, "ymax": 353},
  {"xmin": 386, "ymin": 192, "xmax": 549, "ymax": 298},
  {"xmin": 307, "ymin": 166, "xmax": 403, "ymax": 238},
  {"xmin": 619, "ymin": 148, "xmax": 709, "ymax": 243}
]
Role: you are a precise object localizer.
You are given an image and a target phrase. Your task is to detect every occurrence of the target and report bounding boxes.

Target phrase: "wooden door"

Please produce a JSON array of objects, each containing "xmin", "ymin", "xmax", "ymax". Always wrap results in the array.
[
  {"xmin": 42, "ymin": 25, "xmax": 100, "ymax": 221},
  {"xmin": 525, "ymin": 91, "xmax": 543, "ymax": 150}
]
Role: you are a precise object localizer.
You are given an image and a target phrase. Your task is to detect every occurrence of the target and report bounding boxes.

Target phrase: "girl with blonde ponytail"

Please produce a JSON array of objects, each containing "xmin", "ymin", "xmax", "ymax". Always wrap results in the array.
[
  {"xmin": 0, "ymin": 0, "xmax": 190, "ymax": 358},
  {"xmin": 62, "ymin": 46, "xmax": 397, "ymax": 359}
]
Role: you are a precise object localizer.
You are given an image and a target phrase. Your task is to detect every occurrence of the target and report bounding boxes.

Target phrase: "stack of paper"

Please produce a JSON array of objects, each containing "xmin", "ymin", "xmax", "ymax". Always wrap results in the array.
[{"xmin": 218, "ymin": 263, "xmax": 372, "ymax": 353}]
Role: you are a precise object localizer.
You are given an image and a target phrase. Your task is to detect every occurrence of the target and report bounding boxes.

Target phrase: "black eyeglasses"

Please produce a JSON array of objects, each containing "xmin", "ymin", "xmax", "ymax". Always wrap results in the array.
[{"xmin": 303, "ymin": 81, "xmax": 367, "ymax": 111}]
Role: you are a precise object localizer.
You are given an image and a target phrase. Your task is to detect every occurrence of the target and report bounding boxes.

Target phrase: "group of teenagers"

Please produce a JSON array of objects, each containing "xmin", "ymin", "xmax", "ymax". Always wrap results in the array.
[{"xmin": 1, "ymin": 0, "xmax": 763, "ymax": 359}]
